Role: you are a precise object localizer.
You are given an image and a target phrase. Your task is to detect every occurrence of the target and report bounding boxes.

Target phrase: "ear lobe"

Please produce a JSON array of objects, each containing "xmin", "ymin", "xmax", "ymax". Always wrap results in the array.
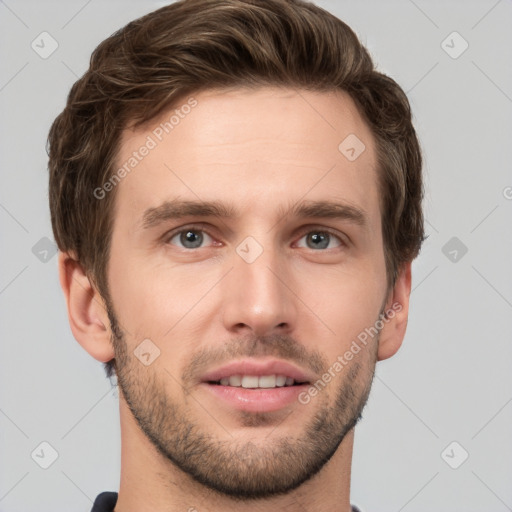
[
  {"xmin": 58, "ymin": 251, "xmax": 115, "ymax": 363},
  {"xmin": 377, "ymin": 261, "xmax": 412, "ymax": 361}
]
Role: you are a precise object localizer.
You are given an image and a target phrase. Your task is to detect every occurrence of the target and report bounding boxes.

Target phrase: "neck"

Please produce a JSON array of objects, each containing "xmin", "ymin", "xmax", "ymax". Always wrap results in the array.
[{"xmin": 114, "ymin": 398, "xmax": 355, "ymax": 512}]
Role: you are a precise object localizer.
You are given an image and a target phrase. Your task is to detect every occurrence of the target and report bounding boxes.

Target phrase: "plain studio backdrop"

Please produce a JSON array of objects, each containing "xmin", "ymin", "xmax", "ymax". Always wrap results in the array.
[{"xmin": 0, "ymin": 1, "xmax": 511, "ymax": 511}]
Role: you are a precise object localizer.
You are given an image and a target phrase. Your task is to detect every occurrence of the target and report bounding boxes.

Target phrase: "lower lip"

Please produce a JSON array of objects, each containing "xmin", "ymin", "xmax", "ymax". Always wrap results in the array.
[{"xmin": 200, "ymin": 383, "xmax": 308, "ymax": 413}]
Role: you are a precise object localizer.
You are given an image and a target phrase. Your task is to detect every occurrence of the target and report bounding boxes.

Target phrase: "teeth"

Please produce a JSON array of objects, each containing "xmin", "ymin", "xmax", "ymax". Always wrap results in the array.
[
  {"xmin": 276, "ymin": 375, "xmax": 286, "ymax": 387},
  {"xmin": 241, "ymin": 375, "xmax": 259, "ymax": 388},
  {"xmin": 217, "ymin": 374, "xmax": 298, "ymax": 388},
  {"xmin": 228, "ymin": 375, "xmax": 242, "ymax": 387},
  {"xmin": 258, "ymin": 375, "xmax": 276, "ymax": 388}
]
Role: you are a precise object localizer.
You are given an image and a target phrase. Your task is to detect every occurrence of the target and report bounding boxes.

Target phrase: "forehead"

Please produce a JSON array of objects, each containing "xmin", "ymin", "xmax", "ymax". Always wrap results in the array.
[{"xmin": 112, "ymin": 86, "xmax": 380, "ymax": 231}]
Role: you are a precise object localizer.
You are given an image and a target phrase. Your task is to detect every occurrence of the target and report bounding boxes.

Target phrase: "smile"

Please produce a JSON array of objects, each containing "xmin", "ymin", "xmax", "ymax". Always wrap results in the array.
[{"xmin": 209, "ymin": 374, "xmax": 308, "ymax": 388}]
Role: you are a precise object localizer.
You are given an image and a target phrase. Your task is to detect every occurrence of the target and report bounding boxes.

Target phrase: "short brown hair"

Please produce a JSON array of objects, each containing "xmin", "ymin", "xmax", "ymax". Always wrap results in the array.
[{"xmin": 48, "ymin": 0, "xmax": 425, "ymax": 378}]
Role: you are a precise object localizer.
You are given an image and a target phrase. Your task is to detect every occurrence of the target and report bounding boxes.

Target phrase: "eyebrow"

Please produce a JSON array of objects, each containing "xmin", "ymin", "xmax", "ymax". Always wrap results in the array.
[{"xmin": 140, "ymin": 198, "xmax": 368, "ymax": 230}]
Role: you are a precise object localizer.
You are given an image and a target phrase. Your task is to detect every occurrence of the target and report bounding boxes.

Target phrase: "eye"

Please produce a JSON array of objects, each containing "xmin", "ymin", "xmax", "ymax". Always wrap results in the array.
[
  {"xmin": 164, "ymin": 225, "xmax": 345, "ymax": 251},
  {"xmin": 295, "ymin": 229, "xmax": 344, "ymax": 250},
  {"xmin": 166, "ymin": 227, "xmax": 216, "ymax": 249}
]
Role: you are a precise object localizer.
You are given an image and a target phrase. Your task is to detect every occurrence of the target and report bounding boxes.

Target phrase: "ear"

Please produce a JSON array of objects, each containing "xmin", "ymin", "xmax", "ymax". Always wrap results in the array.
[
  {"xmin": 58, "ymin": 251, "xmax": 115, "ymax": 363},
  {"xmin": 377, "ymin": 261, "xmax": 412, "ymax": 361}
]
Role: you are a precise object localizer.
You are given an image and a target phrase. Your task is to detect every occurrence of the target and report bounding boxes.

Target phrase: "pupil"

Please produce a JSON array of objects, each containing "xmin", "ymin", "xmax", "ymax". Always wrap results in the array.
[
  {"xmin": 181, "ymin": 230, "xmax": 203, "ymax": 248},
  {"xmin": 308, "ymin": 232, "xmax": 329, "ymax": 249}
]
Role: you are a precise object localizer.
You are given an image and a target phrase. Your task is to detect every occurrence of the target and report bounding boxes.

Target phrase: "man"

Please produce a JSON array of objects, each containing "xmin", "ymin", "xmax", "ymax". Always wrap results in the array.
[{"xmin": 47, "ymin": 0, "xmax": 424, "ymax": 510}]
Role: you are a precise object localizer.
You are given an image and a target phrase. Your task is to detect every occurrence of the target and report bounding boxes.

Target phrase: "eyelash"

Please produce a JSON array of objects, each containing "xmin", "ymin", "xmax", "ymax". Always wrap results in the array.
[{"xmin": 163, "ymin": 224, "xmax": 347, "ymax": 250}]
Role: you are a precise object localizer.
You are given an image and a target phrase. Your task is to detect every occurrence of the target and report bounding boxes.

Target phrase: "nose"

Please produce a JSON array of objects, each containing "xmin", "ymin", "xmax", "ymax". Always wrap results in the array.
[{"xmin": 221, "ymin": 240, "xmax": 299, "ymax": 338}]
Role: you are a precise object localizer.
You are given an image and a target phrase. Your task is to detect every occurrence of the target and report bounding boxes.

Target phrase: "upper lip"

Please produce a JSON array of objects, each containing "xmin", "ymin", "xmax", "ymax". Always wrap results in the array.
[{"xmin": 200, "ymin": 358, "xmax": 315, "ymax": 384}]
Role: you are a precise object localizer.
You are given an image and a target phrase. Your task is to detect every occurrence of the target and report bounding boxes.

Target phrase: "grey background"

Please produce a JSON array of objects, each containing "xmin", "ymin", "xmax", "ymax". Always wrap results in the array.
[{"xmin": 1, "ymin": 0, "xmax": 511, "ymax": 511}]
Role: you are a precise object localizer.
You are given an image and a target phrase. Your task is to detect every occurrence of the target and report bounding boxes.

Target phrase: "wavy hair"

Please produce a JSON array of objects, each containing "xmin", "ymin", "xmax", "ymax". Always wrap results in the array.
[{"xmin": 47, "ymin": 0, "xmax": 425, "ymax": 378}]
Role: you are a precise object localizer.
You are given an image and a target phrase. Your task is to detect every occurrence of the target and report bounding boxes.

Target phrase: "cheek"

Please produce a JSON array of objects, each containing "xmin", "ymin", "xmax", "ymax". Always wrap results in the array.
[
  {"xmin": 297, "ymin": 264, "xmax": 385, "ymax": 351},
  {"xmin": 108, "ymin": 250, "xmax": 214, "ymax": 340}
]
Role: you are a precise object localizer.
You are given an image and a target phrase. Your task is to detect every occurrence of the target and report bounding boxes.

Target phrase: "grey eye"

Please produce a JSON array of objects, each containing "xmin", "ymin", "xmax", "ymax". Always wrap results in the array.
[
  {"xmin": 296, "ymin": 231, "xmax": 342, "ymax": 250},
  {"xmin": 169, "ymin": 229, "xmax": 213, "ymax": 249}
]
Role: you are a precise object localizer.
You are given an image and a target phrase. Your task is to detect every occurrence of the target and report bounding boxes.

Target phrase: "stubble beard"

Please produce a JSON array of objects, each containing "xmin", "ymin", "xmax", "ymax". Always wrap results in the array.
[{"xmin": 107, "ymin": 303, "xmax": 379, "ymax": 500}]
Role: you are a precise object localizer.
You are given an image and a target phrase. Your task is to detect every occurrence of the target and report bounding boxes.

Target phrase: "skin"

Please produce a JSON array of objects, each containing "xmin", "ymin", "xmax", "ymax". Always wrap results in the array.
[{"xmin": 59, "ymin": 87, "xmax": 412, "ymax": 512}]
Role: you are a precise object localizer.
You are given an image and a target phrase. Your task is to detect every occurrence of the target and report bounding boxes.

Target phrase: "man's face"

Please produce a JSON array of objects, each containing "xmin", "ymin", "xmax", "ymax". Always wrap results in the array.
[{"xmin": 106, "ymin": 87, "xmax": 389, "ymax": 498}]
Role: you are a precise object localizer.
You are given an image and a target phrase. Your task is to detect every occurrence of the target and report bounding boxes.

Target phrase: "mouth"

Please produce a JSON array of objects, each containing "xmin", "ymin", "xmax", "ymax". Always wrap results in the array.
[
  {"xmin": 198, "ymin": 359, "xmax": 313, "ymax": 413},
  {"xmin": 200, "ymin": 358, "xmax": 313, "ymax": 387},
  {"xmin": 207, "ymin": 374, "xmax": 309, "ymax": 388}
]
